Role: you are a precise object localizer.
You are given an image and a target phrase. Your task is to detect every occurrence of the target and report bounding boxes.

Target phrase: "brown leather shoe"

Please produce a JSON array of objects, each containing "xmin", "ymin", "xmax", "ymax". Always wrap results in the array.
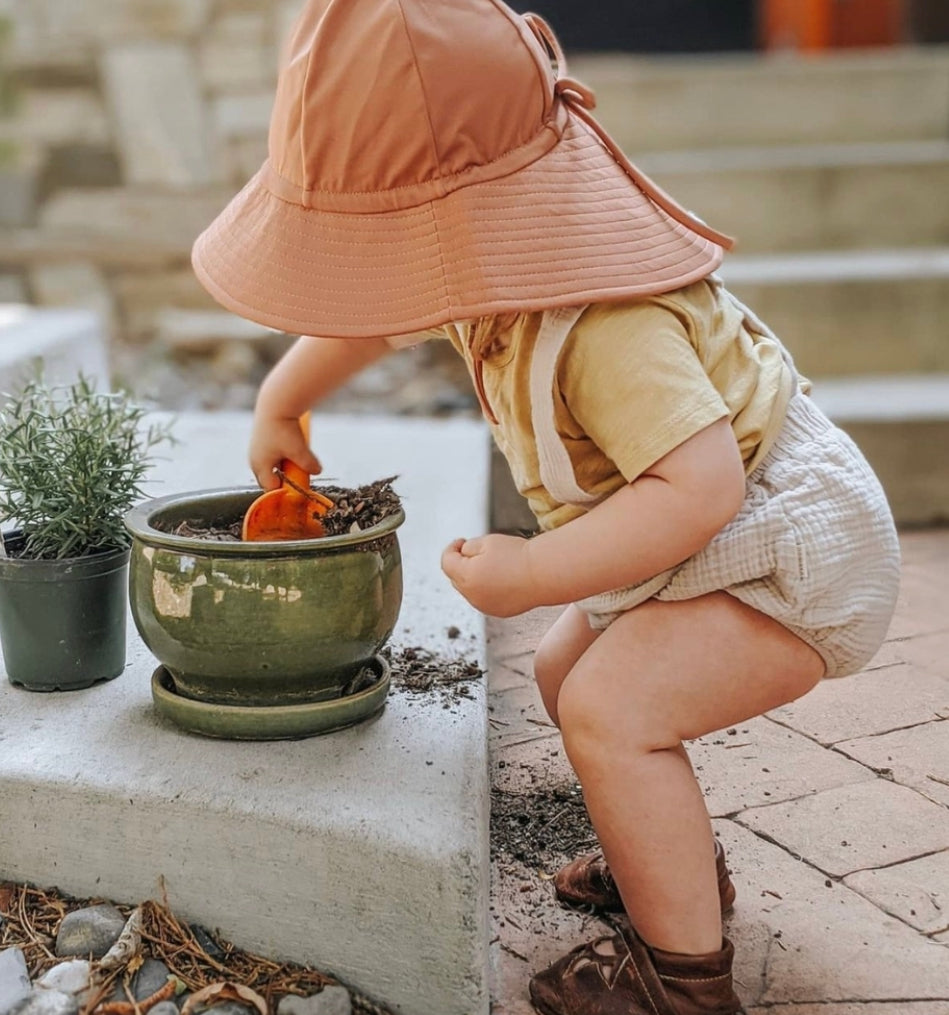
[
  {"xmin": 529, "ymin": 922, "xmax": 744, "ymax": 1015},
  {"xmin": 553, "ymin": 838, "xmax": 736, "ymax": 914}
]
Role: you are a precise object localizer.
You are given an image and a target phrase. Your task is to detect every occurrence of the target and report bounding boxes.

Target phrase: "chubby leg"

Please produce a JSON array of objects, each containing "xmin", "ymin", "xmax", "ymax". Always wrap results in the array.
[
  {"xmin": 556, "ymin": 591, "xmax": 824, "ymax": 955},
  {"xmin": 532, "ymin": 604, "xmax": 601, "ymax": 725}
]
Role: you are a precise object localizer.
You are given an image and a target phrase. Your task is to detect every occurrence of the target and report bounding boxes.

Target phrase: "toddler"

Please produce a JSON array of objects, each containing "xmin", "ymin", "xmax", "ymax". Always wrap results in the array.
[{"xmin": 191, "ymin": 1, "xmax": 901, "ymax": 1012}]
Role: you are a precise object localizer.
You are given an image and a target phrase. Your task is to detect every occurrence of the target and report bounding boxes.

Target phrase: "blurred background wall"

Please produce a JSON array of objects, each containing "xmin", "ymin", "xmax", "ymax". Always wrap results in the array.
[{"xmin": 0, "ymin": 0, "xmax": 947, "ymax": 524}]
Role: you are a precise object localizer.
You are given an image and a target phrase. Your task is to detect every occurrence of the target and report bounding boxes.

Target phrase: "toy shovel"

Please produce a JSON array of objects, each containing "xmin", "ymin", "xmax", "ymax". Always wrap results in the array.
[{"xmin": 241, "ymin": 412, "xmax": 333, "ymax": 542}]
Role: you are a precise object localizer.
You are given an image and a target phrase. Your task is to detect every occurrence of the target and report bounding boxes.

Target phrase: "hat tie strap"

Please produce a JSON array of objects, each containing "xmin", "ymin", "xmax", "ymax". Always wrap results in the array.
[{"xmin": 524, "ymin": 12, "xmax": 735, "ymax": 252}]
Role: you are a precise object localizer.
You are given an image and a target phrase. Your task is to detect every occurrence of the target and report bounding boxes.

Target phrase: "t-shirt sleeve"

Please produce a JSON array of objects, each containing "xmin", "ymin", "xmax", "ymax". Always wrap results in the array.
[{"xmin": 558, "ymin": 304, "xmax": 729, "ymax": 482}]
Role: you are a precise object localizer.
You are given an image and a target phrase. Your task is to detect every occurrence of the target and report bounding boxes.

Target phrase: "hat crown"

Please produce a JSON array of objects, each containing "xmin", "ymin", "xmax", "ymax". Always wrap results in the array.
[{"xmin": 269, "ymin": 0, "xmax": 554, "ymax": 196}]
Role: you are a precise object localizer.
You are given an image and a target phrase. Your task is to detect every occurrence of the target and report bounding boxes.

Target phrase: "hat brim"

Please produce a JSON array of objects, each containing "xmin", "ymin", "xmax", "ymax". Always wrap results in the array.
[{"xmin": 192, "ymin": 115, "xmax": 723, "ymax": 339}]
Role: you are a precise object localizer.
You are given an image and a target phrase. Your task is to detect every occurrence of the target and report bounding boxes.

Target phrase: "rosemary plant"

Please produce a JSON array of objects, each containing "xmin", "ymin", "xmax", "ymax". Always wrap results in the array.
[{"xmin": 0, "ymin": 375, "xmax": 174, "ymax": 560}]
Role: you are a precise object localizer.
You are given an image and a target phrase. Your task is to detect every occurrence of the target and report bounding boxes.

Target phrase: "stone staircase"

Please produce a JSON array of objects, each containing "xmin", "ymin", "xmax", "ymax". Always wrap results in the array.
[{"xmin": 496, "ymin": 47, "xmax": 949, "ymax": 531}]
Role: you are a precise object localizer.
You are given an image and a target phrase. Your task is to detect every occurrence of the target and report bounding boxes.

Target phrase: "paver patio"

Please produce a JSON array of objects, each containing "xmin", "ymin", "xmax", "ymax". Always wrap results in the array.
[{"xmin": 487, "ymin": 529, "xmax": 949, "ymax": 1014}]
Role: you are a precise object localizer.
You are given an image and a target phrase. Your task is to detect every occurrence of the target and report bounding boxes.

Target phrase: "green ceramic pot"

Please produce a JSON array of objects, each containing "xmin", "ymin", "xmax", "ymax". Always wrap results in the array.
[
  {"xmin": 0, "ymin": 531, "xmax": 130, "ymax": 691},
  {"xmin": 125, "ymin": 488, "xmax": 404, "ymax": 707}
]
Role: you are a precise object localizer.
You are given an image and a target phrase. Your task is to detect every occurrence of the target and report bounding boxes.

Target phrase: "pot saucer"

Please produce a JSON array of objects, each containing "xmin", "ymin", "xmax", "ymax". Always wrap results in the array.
[{"xmin": 150, "ymin": 655, "xmax": 390, "ymax": 740}]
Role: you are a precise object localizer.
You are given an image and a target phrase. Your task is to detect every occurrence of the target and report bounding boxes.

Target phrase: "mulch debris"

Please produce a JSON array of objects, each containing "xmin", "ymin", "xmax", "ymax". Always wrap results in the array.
[{"xmin": 0, "ymin": 883, "xmax": 394, "ymax": 1015}]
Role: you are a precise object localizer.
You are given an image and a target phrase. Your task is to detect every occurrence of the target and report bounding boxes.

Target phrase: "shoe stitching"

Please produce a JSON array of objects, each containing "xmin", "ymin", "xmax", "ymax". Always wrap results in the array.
[
  {"xmin": 623, "ymin": 940, "xmax": 662, "ymax": 1015},
  {"xmin": 658, "ymin": 972, "xmax": 731, "ymax": 982},
  {"xmin": 608, "ymin": 950, "xmax": 631, "ymax": 991}
]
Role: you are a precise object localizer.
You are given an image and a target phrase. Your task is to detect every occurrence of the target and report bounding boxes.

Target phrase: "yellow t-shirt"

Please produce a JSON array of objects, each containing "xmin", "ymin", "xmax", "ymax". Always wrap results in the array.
[{"xmin": 405, "ymin": 277, "xmax": 798, "ymax": 531}]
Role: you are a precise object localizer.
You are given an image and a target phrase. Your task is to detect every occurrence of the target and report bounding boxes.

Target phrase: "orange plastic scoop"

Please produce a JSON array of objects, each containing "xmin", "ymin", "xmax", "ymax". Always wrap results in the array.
[{"xmin": 241, "ymin": 413, "xmax": 333, "ymax": 542}]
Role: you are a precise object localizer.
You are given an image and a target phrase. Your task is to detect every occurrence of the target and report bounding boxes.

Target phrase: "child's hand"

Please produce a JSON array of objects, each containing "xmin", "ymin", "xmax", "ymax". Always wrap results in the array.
[
  {"xmin": 441, "ymin": 534, "xmax": 538, "ymax": 617},
  {"xmin": 248, "ymin": 413, "xmax": 323, "ymax": 490}
]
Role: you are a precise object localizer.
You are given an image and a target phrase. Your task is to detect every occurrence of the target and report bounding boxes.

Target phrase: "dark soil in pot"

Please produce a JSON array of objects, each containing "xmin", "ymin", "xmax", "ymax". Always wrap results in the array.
[{"xmin": 163, "ymin": 478, "xmax": 401, "ymax": 541}]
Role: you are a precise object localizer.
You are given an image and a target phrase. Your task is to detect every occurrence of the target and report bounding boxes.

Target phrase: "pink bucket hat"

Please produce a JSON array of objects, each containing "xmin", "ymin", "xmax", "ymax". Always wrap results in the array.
[{"xmin": 192, "ymin": 0, "xmax": 733, "ymax": 339}]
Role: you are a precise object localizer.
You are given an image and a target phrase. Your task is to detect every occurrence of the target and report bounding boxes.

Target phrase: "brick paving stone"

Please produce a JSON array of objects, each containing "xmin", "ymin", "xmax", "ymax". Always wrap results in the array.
[
  {"xmin": 489, "ymin": 681, "xmax": 559, "ymax": 751},
  {"xmin": 687, "ymin": 716, "xmax": 873, "ymax": 816},
  {"xmin": 900, "ymin": 530, "xmax": 949, "ymax": 569},
  {"xmin": 902, "ymin": 628, "xmax": 949, "ymax": 678},
  {"xmin": 844, "ymin": 849, "xmax": 949, "ymax": 934},
  {"xmin": 885, "ymin": 565, "xmax": 949, "ymax": 640},
  {"xmin": 489, "ymin": 856, "xmax": 597, "ymax": 1015},
  {"xmin": 716, "ymin": 820, "xmax": 949, "ymax": 1005},
  {"xmin": 486, "ymin": 610, "xmax": 559, "ymax": 664},
  {"xmin": 737, "ymin": 780, "xmax": 949, "ymax": 876},
  {"xmin": 863, "ymin": 635, "xmax": 909, "ymax": 670},
  {"xmin": 835, "ymin": 719, "xmax": 949, "ymax": 808},
  {"xmin": 488, "ymin": 655, "xmax": 535, "ymax": 695},
  {"xmin": 492, "ymin": 739, "xmax": 577, "ymax": 797},
  {"xmin": 746, "ymin": 1004, "xmax": 949, "ymax": 1013},
  {"xmin": 768, "ymin": 662, "xmax": 949, "ymax": 744}
]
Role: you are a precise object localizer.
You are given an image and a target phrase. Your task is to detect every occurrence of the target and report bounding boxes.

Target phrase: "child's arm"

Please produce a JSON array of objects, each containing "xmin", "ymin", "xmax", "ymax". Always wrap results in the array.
[
  {"xmin": 441, "ymin": 417, "xmax": 746, "ymax": 617},
  {"xmin": 249, "ymin": 335, "xmax": 393, "ymax": 489}
]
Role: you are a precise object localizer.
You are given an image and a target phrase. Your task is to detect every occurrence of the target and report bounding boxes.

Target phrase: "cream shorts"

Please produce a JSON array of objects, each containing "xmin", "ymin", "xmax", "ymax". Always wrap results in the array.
[{"xmin": 579, "ymin": 393, "xmax": 901, "ymax": 678}]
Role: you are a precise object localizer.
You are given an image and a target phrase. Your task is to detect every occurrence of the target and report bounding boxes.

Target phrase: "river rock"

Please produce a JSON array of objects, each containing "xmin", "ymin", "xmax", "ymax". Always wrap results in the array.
[
  {"xmin": 105, "ymin": 958, "xmax": 172, "ymax": 1005},
  {"xmin": 148, "ymin": 1003, "xmax": 179, "ymax": 1015},
  {"xmin": 11, "ymin": 990, "xmax": 78, "ymax": 1015},
  {"xmin": 188, "ymin": 924, "xmax": 225, "ymax": 960},
  {"xmin": 200, "ymin": 1003, "xmax": 254, "ymax": 1015},
  {"xmin": 35, "ymin": 961, "xmax": 92, "ymax": 999},
  {"xmin": 0, "ymin": 948, "xmax": 31, "ymax": 1015},
  {"xmin": 276, "ymin": 987, "xmax": 351, "ymax": 1015},
  {"xmin": 130, "ymin": 959, "xmax": 173, "ymax": 1001},
  {"xmin": 54, "ymin": 905, "xmax": 127, "ymax": 958}
]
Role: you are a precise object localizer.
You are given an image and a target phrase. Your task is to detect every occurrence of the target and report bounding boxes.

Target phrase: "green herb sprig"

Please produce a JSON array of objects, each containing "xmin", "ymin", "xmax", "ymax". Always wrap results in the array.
[{"xmin": 0, "ymin": 375, "xmax": 175, "ymax": 560}]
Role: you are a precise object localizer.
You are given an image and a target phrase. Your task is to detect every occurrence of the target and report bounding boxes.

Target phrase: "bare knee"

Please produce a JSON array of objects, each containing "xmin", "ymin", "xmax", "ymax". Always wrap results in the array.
[
  {"xmin": 532, "ymin": 606, "xmax": 600, "ymax": 726},
  {"xmin": 533, "ymin": 635, "xmax": 568, "ymax": 726},
  {"xmin": 556, "ymin": 668, "xmax": 675, "ymax": 769}
]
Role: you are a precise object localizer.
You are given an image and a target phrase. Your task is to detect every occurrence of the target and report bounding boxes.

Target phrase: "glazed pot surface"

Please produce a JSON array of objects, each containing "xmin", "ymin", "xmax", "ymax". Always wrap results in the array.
[{"xmin": 126, "ymin": 489, "xmax": 404, "ymax": 706}]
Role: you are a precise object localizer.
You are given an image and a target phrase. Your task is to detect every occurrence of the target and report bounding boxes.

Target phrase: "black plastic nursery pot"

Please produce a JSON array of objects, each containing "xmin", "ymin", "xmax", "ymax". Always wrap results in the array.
[{"xmin": 0, "ymin": 532, "xmax": 130, "ymax": 691}]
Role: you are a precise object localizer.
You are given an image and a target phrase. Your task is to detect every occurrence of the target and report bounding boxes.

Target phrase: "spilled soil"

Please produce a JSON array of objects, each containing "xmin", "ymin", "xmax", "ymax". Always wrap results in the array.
[
  {"xmin": 385, "ymin": 642, "xmax": 484, "ymax": 707},
  {"xmin": 491, "ymin": 782, "xmax": 597, "ymax": 871}
]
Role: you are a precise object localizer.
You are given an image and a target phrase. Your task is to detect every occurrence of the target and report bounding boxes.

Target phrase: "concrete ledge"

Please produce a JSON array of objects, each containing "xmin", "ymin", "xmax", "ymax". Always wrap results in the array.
[
  {"xmin": 570, "ymin": 46, "xmax": 949, "ymax": 151},
  {"xmin": 721, "ymin": 248, "xmax": 949, "ymax": 376},
  {"xmin": 0, "ymin": 411, "xmax": 492, "ymax": 1015},
  {"xmin": 636, "ymin": 141, "xmax": 949, "ymax": 252},
  {"xmin": 0, "ymin": 304, "xmax": 109, "ymax": 389}
]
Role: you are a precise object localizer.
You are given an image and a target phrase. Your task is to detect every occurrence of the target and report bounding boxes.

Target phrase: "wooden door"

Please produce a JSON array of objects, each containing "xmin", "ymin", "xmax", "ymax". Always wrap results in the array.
[{"xmin": 761, "ymin": 0, "xmax": 906, "ymax": 50}]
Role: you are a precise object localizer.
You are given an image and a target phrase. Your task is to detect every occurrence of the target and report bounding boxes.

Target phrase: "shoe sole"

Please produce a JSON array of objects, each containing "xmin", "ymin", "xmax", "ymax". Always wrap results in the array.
[{"xmin": 528, "ymin": 986, "xmax": 564, "ymax": 1015}]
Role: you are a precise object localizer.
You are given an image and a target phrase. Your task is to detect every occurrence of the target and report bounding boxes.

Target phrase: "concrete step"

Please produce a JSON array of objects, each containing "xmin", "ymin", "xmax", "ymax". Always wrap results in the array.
[
  {"xmin": 492, "ymin": 376, "xmax": 949, "ymax": 532},
  {"xmin": 0, "ymin": 304, "xmax": 109, "ymax": 390},
  {"xmin": 637, "ymin": 141, "xmax": 949, "ymax": 252},
  {"xmin": 570, "ymin": 46, "xmax": 949, "ymax": 151},
  {"xmin": 811, "ymin": 374, "xmax": 949, "ymax": 527},
  {"xmin": 720, "ymin": 248, "xmax": 949, "ymax": 376},
  {"xmin": 0, "ymin": 410, "xmax": 493, "ymax": 1015}
]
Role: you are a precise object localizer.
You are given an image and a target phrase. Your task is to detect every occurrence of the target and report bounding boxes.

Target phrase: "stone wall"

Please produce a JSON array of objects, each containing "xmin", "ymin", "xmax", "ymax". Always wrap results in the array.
[
  {"xmin": 0, "ymin": 1, "xmax": 296, "ymax": 405},
  {"xmin": 0, "ymin": 0, "xmax": 479, "ymax": 412},
  {"xmin": 0, "ymin": 0, "xmax": 475, "ymax": 411}
]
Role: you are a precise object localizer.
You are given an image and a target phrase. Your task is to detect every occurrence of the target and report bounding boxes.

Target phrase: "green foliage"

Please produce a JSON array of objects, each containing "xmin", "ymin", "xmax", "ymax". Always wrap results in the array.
[{"xmin": 0, "ymin": 375, "xmax": 175, "ymax": 560}]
